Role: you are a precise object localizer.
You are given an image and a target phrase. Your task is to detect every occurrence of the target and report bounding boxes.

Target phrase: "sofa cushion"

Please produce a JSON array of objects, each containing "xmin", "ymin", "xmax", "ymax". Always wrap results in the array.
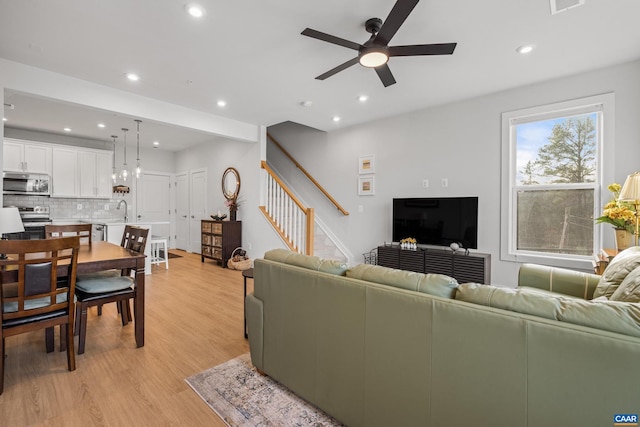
[
  {"xmin": 593, "ymin": 246, "xmax": 640, "ymax": 299},
  {"xmin": 455, "ymin": 283, "xmax": 568, "ymax": 320},
  {"xmin": 558, "ymin": 299, "xmax": 640, "ymax": 338},
  {"xmin": 610, "ymin": 266, "xmax": 640, "ymax": 302},
  {"xmin": 346, "ymin": 263, "xmax": 458, "ymax": 298},
  {"xmin": 263, "ymin": 249, "xmax": 348, "ymax": 276}
]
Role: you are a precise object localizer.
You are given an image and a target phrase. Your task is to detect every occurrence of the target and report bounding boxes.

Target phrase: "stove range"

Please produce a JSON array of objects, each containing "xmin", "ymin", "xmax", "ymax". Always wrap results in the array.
[{"xmin": 7, "ymin": 205, "xmax": 52, "ymax": 239}]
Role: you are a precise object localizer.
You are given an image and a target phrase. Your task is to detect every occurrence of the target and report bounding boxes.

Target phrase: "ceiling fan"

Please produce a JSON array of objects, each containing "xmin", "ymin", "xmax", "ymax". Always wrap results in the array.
[{"xmin": 301, "ymin": 0, "xmax": 457, "ymax": 87}]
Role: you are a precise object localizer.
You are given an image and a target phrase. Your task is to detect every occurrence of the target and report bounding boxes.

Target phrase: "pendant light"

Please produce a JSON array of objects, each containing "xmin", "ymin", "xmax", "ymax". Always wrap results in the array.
[
  {"xmin": 111, "ymin": 135, "xmax": 118, "ymax": 184},
  {"xmin": 134, "ymin": 119, "xmax": 143, "ymax": 179},
  {"xmin": 119, "ymin": 128, "xmax": 130, "ymax": 182}
]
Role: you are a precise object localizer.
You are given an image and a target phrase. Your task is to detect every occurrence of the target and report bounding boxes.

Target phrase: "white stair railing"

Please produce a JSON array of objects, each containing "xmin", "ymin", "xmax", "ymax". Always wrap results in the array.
[{"xmin": 260, "ymin": 161, "xmax": 314, "ymax": 255}]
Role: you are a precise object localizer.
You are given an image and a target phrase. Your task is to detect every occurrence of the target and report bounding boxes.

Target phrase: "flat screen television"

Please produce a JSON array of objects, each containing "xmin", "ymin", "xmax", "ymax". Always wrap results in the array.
[{"xmin": 392, "ymin": 197, "xmax": 478, "ymax": 249}]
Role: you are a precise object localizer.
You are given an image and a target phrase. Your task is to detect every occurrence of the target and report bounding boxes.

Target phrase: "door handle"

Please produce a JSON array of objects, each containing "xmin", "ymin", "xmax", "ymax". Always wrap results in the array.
[
  {"xmin": 182, "ymin": 215, "xmax": 187, "ymax": 218},
  {"xmin": 191, "ymin": 215, "xmax": 195, "ymax": 218},
  {"xmin": 137, "ymin": 214, "xmax": 142, "ymax": 219}
]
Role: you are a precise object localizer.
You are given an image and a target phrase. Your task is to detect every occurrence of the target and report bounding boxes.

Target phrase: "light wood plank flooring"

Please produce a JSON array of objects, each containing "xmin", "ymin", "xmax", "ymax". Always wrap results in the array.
[{"xmin": 0, "ymin": 250, "xmax": 252, "ymax": 426}]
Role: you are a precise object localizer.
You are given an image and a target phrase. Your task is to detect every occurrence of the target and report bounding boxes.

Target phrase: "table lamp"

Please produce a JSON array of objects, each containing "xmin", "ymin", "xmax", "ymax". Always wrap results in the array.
[
  {"xmin": 618, "ymin": 172, "xmax": 640, "ymax": 247},
  {"xmin": 0, "ymin": 207, "xmax": 25, "ymax": 259}
]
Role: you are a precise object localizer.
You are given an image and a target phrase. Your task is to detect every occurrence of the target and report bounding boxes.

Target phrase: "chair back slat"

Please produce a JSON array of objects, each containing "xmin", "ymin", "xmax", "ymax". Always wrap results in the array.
[
  {"xmin": 121, "ymin": 226, "xmax": 149, "ymax": 254},
  {"xmin": 45, "ymin": 224, "xmax": 92, "ymax": 245},
  {"xmin": 0, "ymin": 236, "xmax": 80, "ymax": 321}
]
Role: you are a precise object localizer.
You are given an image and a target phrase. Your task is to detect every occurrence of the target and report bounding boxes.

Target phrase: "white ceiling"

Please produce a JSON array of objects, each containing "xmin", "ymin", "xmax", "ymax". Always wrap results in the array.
[{"xmin": 1, "ymin": 0, "xmax": 640, "ymax": 151}]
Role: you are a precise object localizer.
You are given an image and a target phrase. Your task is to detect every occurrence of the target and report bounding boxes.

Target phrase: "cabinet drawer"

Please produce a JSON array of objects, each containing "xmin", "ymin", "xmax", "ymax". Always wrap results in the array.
[
  {"xmin": 212, "ymin": 248, "xmax": 222, "ymax": 259},
  {"xmin": 202, "ymin": 235, "xmax": 212, "ymax": 245},
  {"xmin": 202, "ymin": 245, "xmax": 212, "ymax": 257},
  {"xmin": 214, "ymin": 235, "xmax": 222, "ymax": 246},
  {"xmin": 212, "ymin": 223, "xmax": 222, "ymax": 234},
  {"xmin": 202, "ymin": 222, "xmax": 212, "ymax": 233}
]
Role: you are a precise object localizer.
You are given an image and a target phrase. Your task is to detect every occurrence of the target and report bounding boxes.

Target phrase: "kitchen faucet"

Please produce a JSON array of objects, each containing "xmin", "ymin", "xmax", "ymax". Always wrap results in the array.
[{"xmin": 116, "ymin": 199, "xmax": 128, "ymax": 222}]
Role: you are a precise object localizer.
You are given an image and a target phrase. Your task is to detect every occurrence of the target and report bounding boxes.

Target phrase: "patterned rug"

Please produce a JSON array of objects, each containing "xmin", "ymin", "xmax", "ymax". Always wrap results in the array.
[{"xmin": 185, "ymin": 353, "xmax": 343, "ymax": 427}]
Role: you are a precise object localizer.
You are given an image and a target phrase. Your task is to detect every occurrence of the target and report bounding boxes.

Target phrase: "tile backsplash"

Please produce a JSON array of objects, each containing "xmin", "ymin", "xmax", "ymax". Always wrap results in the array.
[{"xmin": 3, "ymin": 193, "xmax": 133, "ymax": 221}]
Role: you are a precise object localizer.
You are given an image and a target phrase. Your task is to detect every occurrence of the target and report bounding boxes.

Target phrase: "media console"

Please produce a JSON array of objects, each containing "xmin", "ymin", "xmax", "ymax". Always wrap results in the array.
[{"xmin": 377, "ymin": 245, "xmax": 491, "ymax": 284}]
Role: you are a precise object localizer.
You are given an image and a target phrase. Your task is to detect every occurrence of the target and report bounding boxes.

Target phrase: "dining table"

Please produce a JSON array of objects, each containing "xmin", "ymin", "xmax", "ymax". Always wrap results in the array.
[{"xmin": 1, "ymin": 240, "xmax": 147, "ymax": 348}]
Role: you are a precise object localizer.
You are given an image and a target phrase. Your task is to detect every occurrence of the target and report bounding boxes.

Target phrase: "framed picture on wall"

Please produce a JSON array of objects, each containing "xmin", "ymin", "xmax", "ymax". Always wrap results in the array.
[
  {"xmin": 358, "ymin": 175, "xmax": 375, "ymax": 196},
  {"xmin": 358, "ymin": 155, "xmax": 376, "ymax": 174}
]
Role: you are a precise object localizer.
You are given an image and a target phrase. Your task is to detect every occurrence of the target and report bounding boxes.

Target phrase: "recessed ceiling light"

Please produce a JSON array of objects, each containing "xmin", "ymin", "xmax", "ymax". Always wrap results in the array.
[
  {"xmin": 358, "ymin": 95, "xmax": 369, "ymax": 102},
  {"xmin": 217, "ymin": 100, "xmax": 227, "ymax": 107},
  {"xmin": 516, "ymin": 44, "xmax": 535, "ymax": 54},
  {"xmin": 126, "ymin": 73, "xmax": 140, "ymax": 81},
  {"xmin": 332, "ymin": 116, "xmax": 341, "ymax": 122},
  {"xmin": 153, "ymin": 141, "xmax": 160, "ymax": 146},
  {"xmin": 63, "ymin": 127, "xmax": 71, "ymax": 132},
  {"xmin": 185, "ymin": 3, "xmax": 205, "ymax": 18},
  {"xmin": 98, "ymin": 123, "xmax": 106, "ymax": 128}
]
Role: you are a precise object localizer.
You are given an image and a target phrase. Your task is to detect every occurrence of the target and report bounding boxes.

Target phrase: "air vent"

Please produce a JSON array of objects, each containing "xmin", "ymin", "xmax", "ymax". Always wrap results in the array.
[{"xmin": 550, "ymin": 0, "xmax": 585, "ymax": 14}]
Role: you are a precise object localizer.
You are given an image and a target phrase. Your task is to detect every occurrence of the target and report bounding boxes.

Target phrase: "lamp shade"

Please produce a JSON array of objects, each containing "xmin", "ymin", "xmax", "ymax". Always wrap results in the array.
[
  {"xmin": 618, "ymin": 172, "xmax": 640, "ymax": 202},
  {"xmin": 0, "ymin": 207, "xmax": 25, "ymax": 234}
]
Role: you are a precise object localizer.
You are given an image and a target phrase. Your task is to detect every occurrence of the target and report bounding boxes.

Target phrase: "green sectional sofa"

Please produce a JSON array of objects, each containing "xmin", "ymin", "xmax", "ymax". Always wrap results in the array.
[{"xmin": 245, "ymin": 248, "xmax": 640, "ymax": 427}]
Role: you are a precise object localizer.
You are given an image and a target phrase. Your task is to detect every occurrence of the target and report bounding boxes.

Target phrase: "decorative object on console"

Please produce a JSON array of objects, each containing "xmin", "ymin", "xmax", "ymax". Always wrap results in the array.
[
  {"xmin": 119, "ymin": 128, "xmax": 130, "ymax": 182},
  {"xmin": 134, "ymin": 119, "xmax": 143, "ymax": 179},
  {"xmin": 618, "ymin": 172, "xmax": 640, "ymax": 247},
  {"xmin": 358, "ymin": 154, "xmax": 375, "ymax": 174},
  {"xmin": 400, "ymin": 237, "xmax": 417, "ymax": 250},
  {"xmin": 210, "ymin": 212, "xmax": 227, "ymax": 221},
  {"xmin": 596, "ymin": 182, "xmax": 636, "ymax": 250},
  {"xmin": 112, "ymin": 185, "xmax": 130, "ymax": 194},
  {"xmin": 222, "ymin": 167, "xmax": 241, "ymax": 221},
  {"xmin": 0, "ymin": 207, "xmax": 25, "ymax": 259}
]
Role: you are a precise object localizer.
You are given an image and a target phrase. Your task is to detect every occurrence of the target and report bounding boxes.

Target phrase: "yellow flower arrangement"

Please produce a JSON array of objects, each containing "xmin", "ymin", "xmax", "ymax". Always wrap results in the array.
[
  {"xmin": 596, "ymin": 183, "xmax": 636, "ymax": 233},
  {"xmin": 400, "ymin": 237, "xmax": 417, "ymax": 244}
]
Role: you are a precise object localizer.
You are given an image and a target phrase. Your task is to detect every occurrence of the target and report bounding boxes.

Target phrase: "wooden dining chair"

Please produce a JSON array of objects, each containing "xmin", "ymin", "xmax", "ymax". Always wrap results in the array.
[
  {"xmin": 45, "ymin": 224, "xmax": 92, "ymax": 245},
  {"xmin": 74, "ymin": 225, "xmax": 148, "ymax": 354},
  {"xmin": 0, "ymin": 236, "xmax": 80, "ymax": 395}
]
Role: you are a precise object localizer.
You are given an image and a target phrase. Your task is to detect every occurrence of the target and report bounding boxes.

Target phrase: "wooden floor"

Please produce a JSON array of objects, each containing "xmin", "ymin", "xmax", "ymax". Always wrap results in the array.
[{"xmin": 0, "ymin": 251, "xmax": 252, "ymax": 426}]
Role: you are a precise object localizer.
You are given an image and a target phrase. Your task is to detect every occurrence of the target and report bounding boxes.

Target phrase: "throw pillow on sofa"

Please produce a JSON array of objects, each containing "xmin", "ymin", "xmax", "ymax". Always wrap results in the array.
[
  {"xmin": 610, "ymin": 266, "xmax": 640, "ymax": 303},
  {"xmin": 593, "ymin": 247, "xmax": 640, "ymax": 299}
]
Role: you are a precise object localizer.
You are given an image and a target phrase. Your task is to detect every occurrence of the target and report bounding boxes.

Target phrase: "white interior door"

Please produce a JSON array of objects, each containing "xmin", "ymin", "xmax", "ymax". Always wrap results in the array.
[
  {"xmin": 189, "ymin": 169, "xmax": 207, "ymax": 253},
  {"xmin": 175, "ymin": 172, "xmax": 189, "ymax": 251},
  {"xmin": 136, "ymin": 172, "xmax": 171, "ymax": 243}
]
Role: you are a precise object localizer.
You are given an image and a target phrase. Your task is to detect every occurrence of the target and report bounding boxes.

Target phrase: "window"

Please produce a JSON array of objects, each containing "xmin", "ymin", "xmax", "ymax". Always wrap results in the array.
[{"xmin": 501, "ymin": 94, "xmax": 614, "ymax": 268}]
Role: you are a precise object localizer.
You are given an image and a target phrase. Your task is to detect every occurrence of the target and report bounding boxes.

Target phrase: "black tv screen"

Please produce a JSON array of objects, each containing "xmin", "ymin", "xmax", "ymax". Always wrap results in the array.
[{"xmin": 392, "ymin": 197, "xmax": 478, "ymax": 249}]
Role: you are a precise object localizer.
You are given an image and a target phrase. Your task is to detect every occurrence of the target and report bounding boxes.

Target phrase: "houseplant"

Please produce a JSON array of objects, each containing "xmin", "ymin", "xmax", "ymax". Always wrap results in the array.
[{"xmin": 596, "ymin": 183, "xmax": 636, "ymax": 250}]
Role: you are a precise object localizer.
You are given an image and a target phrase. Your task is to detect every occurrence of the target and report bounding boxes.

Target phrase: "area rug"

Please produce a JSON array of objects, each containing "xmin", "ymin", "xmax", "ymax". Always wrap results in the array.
[{"xmin": 185, "ymin": 353, "xmax": 344, "ymax": 427}]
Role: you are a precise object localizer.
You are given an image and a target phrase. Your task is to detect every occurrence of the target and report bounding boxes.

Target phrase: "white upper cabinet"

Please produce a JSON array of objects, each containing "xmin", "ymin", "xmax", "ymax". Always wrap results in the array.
[
  {"xmin": 51, "ymin": 147, "xmax": 79, "ymax": 197},
  {"xmin": 79, "ymin": 150, "xmax": 112, "ymax": 198},
  {"xmin": 3, "ymin": 139, "xmax": 51, "ymax": 174}
]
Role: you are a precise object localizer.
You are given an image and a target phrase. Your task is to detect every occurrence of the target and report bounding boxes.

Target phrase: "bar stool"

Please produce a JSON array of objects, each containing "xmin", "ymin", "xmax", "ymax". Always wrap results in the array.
[{"xmin": 150, "ymin": 235, "xmax": 169, "ymax": 269}]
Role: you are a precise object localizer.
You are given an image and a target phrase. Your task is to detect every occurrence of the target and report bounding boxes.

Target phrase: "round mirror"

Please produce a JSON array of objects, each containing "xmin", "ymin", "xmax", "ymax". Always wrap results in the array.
[{"xmin": 222, "ymin": 167, "xmax": 241, "ymax": 201}]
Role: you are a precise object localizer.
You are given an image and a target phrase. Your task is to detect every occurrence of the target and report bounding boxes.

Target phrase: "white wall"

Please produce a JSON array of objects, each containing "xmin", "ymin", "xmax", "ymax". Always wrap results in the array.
[{"xmin": 268, "ymin": 59, "xmax": 640, "ymax": 286}]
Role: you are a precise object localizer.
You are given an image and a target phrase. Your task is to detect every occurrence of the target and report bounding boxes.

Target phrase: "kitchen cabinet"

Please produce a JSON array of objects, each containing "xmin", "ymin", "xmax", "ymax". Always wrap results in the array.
[
  {"xmin": 53, "ymin": 147, "xmax": 112, "ymax": 198},
  {"xmin": 3, "ymin": 138, "xmax": 51, "ymax": 174},
  {"xmin": 79, "ymin": 150, "xmax": 112, "ymax": 198},
  {"xmin": 51, "ymin": 147, "xmax": 79, "ymax": 197}
]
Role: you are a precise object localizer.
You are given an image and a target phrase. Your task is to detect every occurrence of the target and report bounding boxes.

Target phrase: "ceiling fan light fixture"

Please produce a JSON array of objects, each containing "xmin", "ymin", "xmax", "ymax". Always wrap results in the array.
[{"xmin": 359, "ymin": 50, "xmax": 389, "ymax": 68}]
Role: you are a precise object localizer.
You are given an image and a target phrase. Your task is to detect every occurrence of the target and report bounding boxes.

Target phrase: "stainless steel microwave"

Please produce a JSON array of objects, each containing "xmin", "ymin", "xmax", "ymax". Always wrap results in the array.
[{"xmin": 2, "ymin": 172, "xmax": 51, "ymax": 195}]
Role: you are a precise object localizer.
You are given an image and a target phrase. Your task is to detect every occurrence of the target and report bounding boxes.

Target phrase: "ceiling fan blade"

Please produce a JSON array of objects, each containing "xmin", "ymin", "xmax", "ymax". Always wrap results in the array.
[
  {"xmin": 375, "ymin": 64, "xmax": 397, "ymax": 87},
  {"xmin": 389, "ymin": 43, "xmax": 457, "ymax": 57},
  {"xmin": 316, "ymin": 57, "xmax": 360, "ymax": 80},
  {"xmin": 374, "ymin": 0, "xmax": 420, "ymax": 46},
  {"xmin": 301, "ymin": 28, "xmax": 363, "ymax": 51}
]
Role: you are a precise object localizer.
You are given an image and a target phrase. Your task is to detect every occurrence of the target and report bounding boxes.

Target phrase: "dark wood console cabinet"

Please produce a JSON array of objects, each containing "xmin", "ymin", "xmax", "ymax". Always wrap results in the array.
[
  {"xmin": 201, "ymin": 220, "xmax": 242, "ymax": 267},
  {"xmin": 377, "ymin": 245, "xmax": 491, "ymax": 284}
]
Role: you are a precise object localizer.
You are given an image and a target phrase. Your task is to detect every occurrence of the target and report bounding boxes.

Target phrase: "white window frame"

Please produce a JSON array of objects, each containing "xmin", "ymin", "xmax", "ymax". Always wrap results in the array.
[{"xmin": 500, "ymin": 93, "xmax": 615, "ymax": 270}]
